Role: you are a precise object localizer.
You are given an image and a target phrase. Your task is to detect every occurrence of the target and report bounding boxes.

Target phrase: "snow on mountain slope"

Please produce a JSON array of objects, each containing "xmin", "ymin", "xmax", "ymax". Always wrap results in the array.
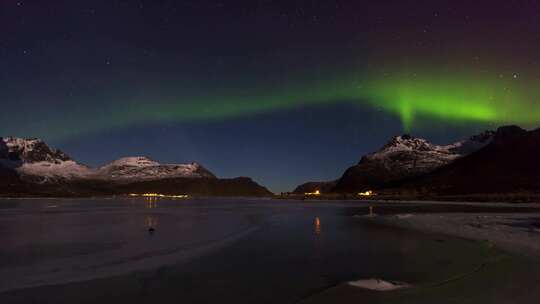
[
  {"xmin": 386, "ymin": 126, "xmax": 540, "ymax": 195},
  {"xmin": 17, "ymin": 161, "xmax": 94, "ymax": 180},
  {"xmin": 0, "ymin": 137, "xmax": 92, "ymax": 182},
  {"xmin": 95, "ymin": 157, "xmax": 215, "ymax": 181},
  {"xmin": 0, "ymin": 138, "xmax": 215, "ymax": 183},
  {"xmin": 362, "ymin": 131, "xmax": 494, "ymax": 170},
  {"xmin": 2, "ymin": 137, "xmax": 71, "ymax": 163},
  {"xmin": 102, "ymin": 156, "xmax": 160, "ymax": 168},
  {"xmin": 444, "ymin": 131, "xmax": 496, "ymax": 155}
]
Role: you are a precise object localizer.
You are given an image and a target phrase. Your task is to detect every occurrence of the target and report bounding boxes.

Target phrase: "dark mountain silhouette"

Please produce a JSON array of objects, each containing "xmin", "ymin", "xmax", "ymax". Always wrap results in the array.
[
  {"xmin": 294, "ymin": 130, "xmax": 495, "ymax": 194},
  {"xmin": 387, "ymin": 126, "xmax": 540, "ymax": 195},
  {"xmin": 293, "ymin": 181, "xmax": 337, "ymax": 194}
]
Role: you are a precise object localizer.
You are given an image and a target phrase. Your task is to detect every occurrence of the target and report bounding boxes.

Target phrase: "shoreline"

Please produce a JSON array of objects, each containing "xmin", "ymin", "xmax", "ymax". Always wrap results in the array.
[
  {"xmin": 5, "ymin": 190, "xmax": 539, "ymax": 205},
  {"xmin": 2, "ymin": 193, "xmax": 540, "ymax": 203},
  {"xmin": 301, "ymin": 207, "xmax": 540, "ymax": 303},
  {"xmin": 362, "ymin": 212, "xmax": 540, "ymax": 260}
]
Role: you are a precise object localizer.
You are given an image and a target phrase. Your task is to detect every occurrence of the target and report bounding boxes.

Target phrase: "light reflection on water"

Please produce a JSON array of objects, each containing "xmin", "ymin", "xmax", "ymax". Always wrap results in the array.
[
  {"xmin": 145, "ymin": 197, "xmax": 158, "ymax": 209},
  {"xmin": 145, "ymin": 215, "xmax": 159, "ymax": 228},
  {"xmin": 145, "ymin": 198, "xmax": 158, "ymax": 229},
  {"xmin": 313, "ymin": 217, "xmax": 323, "ymax": 260},
  {"xmin": 314, "ymin": 217, "xmax": 321, "ymax": 235}
]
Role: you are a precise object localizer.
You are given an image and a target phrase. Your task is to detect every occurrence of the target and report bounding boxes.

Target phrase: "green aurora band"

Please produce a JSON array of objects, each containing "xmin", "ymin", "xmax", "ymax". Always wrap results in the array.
[
  {"xmin": 121, "ymin": 72, "xmax": 540, "ymax": 132},
  {"xmin": 360, "ymin": 72, "xmax": 540, "ymax": 131},
  {"xmin": 4, "ymin": 71, "xmax": 540, "ymax": 140}
]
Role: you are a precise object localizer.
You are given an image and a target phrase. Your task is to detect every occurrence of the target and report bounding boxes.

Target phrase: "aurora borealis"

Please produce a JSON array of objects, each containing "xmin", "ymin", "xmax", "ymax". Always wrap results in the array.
[
  {"xmin": 2, "ymin": 0, "xmax": 540, "ymax": 191},
  {"xmin": 361, "ymin": 70, "xmax": 540, "ymax": 131},
  {"xmin": 4, "ymin": 68, "xmax": 538, "ymax": 139}
]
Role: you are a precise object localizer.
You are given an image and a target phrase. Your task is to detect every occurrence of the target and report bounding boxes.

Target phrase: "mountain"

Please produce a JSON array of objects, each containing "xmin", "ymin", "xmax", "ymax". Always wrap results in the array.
[
  {"xmin": 0, "ymin": 137, "xmax": 216, "ymax": 183},
  {"xmin": 0, "ymin": 137, "xmax": 92, "ymax": 183},
  {"xmin": 0, "ymin": 137, "xmax": 272, "ymax": 197},
  {"xmin": 293, "ymin": 130, "xmax": 494, "ymax": 194},
  {"xmin": 293, "ymin": 180, "xmax": 337, "ymax": 194},
  {"xmin": 387, "ymin": 126, "xmax": 540, "ymax": 195},
  {"xmin": 115, "ymin": 176, "xmax": 273, "ymax": 197},
  {"xmin": 1, "ymin": 137, "xmax": 71, "ymax": 163},
  {"xmin": 93, "ymin": 157, "xmax": 215, "ymax": 182},
  {"xmin": 333, "ymin": 131, "xmax": 494, "ymax": 192}
]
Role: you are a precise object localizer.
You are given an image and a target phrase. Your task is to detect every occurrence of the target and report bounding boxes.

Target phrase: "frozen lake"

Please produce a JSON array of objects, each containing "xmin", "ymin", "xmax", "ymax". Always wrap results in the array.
[{"xmin": 1, "ymin": 198, "xmax": 539, "ymax": 303}]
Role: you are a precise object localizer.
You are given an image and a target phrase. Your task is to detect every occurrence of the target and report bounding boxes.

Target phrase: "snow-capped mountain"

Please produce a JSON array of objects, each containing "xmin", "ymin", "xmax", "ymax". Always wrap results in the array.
[
  {"xmin": 360, "ymin": 131, "xmax": 494, "ymax": 174},
  {"xmin": 0, "ymin": 137, "xmax": 272, "ymax": 197},
  {"xmin": 0, "ymin": 137, "xmax": 215, "ymax": 183},
  {"xmin": 333, "ymin": 131, "xmax": 494, "ymax": 192},
  {"xmin": 387, "ymin": 126, "xmax": 540, "ymax": 195},
  {"xmin": 0, "ymin": 137, "xmax": 92, "ymax": 182},
  {"xmin": 1, "ymin": 137, "xmax": 71, "ymax": 163},
  {"xmin": 291, "ymin": 131, "xmax": 495, "ymax": 193},
  {"xmin": 334, "ymin": 131, "xmax": 494, "ymax": 192}
]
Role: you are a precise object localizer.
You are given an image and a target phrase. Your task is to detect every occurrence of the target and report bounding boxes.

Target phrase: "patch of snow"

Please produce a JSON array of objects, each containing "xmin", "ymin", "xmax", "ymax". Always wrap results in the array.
[
  {"xmin": 17, "ymin": 160, "xmax": 93, "ymax": 179},
  {"xmin": 103, "ymin": 156, "xmax": 160, "ymax": 168},
  {"xmin": 395, "ymin": 214, "xmax": 414, "ymax": 219},
  {"xmin": 348, "ymin": 278, "xmax": 411, "ymax": 291},
  {"xmin": 3, "ymin": 137, "xmax": 41, "ymax": 151}
]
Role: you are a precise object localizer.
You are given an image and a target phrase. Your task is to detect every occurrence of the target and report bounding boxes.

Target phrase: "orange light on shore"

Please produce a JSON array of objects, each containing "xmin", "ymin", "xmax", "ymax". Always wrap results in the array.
[
  {"xmin": 358, "ymin": 190, "xmax": 375, "ymax": 197},
  {"xmin": 305, "ymin": 190, "xmax": 321, "ymax": 196},
  {"xmin": 129, "ymin": 193, "xmax": 189, "ymax": 199}
]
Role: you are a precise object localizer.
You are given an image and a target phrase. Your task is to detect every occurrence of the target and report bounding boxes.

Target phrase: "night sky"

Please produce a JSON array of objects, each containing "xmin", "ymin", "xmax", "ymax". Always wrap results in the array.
[{"xmin": 2, "ymin": 0, "xmax": 540, "ymax": 192}]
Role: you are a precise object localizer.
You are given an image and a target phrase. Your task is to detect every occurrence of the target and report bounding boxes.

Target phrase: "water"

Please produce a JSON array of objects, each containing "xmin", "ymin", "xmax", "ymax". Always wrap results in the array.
[{"xmin": 0, "ymin": 198, "xmax": 539, "ymax": 303}]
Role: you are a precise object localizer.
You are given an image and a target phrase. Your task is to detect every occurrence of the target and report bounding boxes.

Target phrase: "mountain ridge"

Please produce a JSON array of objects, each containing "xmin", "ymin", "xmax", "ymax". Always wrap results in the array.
[
  {"xmin": 294, "ymin": 129, "xmax": 496, "ymax": 194},
  {"xmin": 0, "ymin": 137, "xmax": 272, "ymax": 197},
  {"xmin": 383, "ymin": 125, "xmax": 540, "ymax": 196}
]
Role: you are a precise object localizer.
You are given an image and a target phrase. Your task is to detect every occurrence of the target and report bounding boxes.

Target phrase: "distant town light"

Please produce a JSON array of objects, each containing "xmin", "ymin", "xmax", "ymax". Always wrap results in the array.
[
  {"xmin": 358, "ymin": 190, "xmax": 375, "ymax": 196},
  {"xmin": 305, "ymin": 189, "xmax": 321, "ymax": 196},
  {"xmin": 128, "ymin": 193, "xmax": 189, "ymax": 199}
]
